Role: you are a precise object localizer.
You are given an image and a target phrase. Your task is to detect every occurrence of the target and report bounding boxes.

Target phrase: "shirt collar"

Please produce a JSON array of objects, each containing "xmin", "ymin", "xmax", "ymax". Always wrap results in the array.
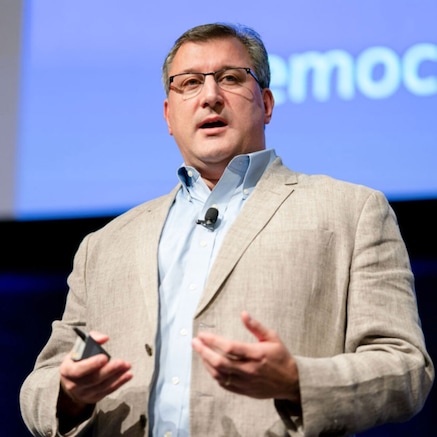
[{"xmin": 177, "ymin": 149, "xmax": 277, "ymax": 199}]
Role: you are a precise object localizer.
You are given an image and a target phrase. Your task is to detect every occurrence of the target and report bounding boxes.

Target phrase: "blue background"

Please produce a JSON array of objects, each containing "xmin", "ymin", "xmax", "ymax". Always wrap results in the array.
[{"xmin": 15, "ymin": 0, "xmax": 437, "ymax": 219}]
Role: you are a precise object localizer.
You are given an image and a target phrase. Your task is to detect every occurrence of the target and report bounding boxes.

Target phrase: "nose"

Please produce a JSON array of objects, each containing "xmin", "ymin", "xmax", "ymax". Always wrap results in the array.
[{"xmin": 200, "ymin": 74, "xmax": 224, "ymax": 107}]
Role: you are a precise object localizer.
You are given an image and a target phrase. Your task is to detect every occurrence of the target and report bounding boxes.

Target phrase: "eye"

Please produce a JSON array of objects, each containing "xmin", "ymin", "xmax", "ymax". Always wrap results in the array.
[
  {"xmin": 217, "ymin": 69, "xmax": 245, "ymax": 86},
  {"xmin": 180, "ymin": 74, "xmax": 203, "ymax": 89}
]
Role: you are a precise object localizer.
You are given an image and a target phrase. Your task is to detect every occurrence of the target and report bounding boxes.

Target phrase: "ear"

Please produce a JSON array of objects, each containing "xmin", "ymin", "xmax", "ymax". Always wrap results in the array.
[
  {"xmin": 262, "ymin": 88, "xmax": 275, "ymax": 125},
  {"xmin": 163, "ymin": 99, "xmax": 173, "ymax": 135}
]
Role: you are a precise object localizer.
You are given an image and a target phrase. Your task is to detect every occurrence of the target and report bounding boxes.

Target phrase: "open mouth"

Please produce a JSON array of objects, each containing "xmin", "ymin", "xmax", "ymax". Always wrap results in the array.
[{"xmin": 200, "ymin": 120, "xmax": 227, "ymax": 129}]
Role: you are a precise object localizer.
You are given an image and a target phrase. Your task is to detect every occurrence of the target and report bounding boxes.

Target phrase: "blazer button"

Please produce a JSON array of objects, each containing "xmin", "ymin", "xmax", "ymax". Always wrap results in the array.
[
  {"xmin": 145, "ymin": 344, "xmax": 153, "ymax": 356},
  {"xmin": 140, "ymin": 414, "xmax": 147, "ymax": 428}
]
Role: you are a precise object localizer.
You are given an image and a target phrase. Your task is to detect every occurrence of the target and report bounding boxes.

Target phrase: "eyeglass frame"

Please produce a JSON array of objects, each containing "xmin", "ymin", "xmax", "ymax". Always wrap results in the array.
[{"xmin": 168, "ymin": 67, "xmax": 262, "ymax": 97}]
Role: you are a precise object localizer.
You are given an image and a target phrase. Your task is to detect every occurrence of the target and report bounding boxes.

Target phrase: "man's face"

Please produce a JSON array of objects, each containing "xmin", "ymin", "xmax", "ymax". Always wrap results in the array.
[{"xmin": 164, "ymin": 37, "xmax": 274, "ymax": 184}]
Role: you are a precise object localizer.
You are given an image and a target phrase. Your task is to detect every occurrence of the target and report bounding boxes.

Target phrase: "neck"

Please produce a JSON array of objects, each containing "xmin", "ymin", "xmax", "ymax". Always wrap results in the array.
[
  {"xmin": 195, "ymin": 161, "xmax": 228, "ymax": 190},
  {"xmin": 202, "ymin": 176, "xmax": 221, "ymax": 190}
]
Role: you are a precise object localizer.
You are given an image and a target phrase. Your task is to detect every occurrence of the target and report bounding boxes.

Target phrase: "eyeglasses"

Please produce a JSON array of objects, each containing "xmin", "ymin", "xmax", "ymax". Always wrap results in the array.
[{"xmin": 168, "ymin": 67, "xmax": 261, "ymax": 99}]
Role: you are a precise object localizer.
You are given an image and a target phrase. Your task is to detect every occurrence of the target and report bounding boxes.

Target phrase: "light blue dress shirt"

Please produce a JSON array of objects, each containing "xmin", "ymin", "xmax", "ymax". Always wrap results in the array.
[{"xmin": 149, "ymin": 149, "xmax": 277, "ymax": 437}]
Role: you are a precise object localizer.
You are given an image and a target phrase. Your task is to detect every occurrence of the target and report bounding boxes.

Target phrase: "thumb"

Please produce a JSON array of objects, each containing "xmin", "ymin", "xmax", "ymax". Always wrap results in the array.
[
  {"xmin": 88, "ymin": 331, "xmax": 110, "ymax": 345},
  {"xmin": 241, "ymin": 311, "xmax": 277, "ymax": 343}
]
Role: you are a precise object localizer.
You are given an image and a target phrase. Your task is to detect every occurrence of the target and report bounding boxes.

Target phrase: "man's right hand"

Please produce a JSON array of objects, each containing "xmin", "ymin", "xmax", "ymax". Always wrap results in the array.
[{"xmin": 57, "ymin": 331, "xmax": 133, "ymax": 429}]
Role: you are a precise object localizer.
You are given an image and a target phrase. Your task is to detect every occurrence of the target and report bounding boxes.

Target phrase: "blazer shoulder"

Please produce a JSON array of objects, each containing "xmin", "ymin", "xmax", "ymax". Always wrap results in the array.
[
  {"xmin": 85, "ymin": 185, "xmax": 180, "ymax": 240},
  {"xmin": 302, "ymin": 173, "xmax": 381, "ymax": 194},
  {"xmin": 275, "ymin": 161, "xmax": 384, "ymax": 198},
  {"xmin": 268, "ymin": 159, "xmax": 390, "ymax": 211}
]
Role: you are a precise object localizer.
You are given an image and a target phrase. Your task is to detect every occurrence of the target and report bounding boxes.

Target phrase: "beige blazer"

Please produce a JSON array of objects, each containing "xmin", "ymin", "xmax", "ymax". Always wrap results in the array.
[{"xmin": 20, "ymin": 159, "xmax": 434, "ymax": 437}]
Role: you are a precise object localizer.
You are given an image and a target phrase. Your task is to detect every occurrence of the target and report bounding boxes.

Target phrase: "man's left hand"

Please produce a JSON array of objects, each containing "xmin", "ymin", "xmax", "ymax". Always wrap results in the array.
[{"xmin": 192, "ymin": 311, "xmax": 301, "ymax": 404}]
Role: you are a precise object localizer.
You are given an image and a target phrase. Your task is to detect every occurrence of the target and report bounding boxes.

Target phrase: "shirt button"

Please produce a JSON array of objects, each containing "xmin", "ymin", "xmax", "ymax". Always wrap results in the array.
[
  {"xmin": 180, "ymin": 328, "xmax": 188, "ymax": 336},
  {"xmin": 172, "ymin": 376, "xmax": 180, "ymax": 385},
  {"xmin": 189, "ymin": 283, "xmax": 197, "ymax": 291},
  {"xmin": 243, "ymin": 188, "xmax": 249, "ymax": 195},
  {"xmin": 187, "ymin": 170, "xmax": 193, "ymax": 177},
  {"xmin": 200, "ymin": 240, "xmax": 207, "ymax": 247}
]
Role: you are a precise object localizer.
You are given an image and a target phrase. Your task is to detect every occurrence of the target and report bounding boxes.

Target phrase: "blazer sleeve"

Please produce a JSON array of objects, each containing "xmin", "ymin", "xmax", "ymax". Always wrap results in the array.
[
  {"xmin": 20, "ymin": 234, "xmax": 95, "ymax": 437},
  {"xmin": 278, "ymin": 190, "xmax": 434, "ymax": 436}
]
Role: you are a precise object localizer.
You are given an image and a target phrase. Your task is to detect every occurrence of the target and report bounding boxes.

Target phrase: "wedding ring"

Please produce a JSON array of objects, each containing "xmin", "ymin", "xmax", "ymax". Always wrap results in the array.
[{"xmin": 225, "ymin": 374, "xmax": 232, "ymax": 386}]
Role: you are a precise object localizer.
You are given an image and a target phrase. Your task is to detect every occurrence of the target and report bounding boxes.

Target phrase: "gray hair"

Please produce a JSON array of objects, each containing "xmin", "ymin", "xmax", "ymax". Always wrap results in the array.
[{"xmin": 162, "ymin": 23, "xmax": 271, "ymax": 95}]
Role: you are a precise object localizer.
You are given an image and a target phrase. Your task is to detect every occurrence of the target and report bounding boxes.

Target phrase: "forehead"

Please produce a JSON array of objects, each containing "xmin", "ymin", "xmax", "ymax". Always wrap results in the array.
[{"xmin": 169, "ymin": 37, "xmax": 252, "ymax": 74}]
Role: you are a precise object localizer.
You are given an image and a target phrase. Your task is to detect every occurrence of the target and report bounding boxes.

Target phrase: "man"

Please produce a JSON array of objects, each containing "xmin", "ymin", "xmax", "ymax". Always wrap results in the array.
[{"xmin": 20, "ymin": 23, "xmax": 433, "ymax": 437}]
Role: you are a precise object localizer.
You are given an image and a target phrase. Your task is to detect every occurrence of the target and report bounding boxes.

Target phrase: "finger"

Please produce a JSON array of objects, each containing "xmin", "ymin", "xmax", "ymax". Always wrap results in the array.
[
  {"xmin": 73, "ymin": 359, "xmax": 132, "ymax": 388},
  {"xmin": 61, "ymin": 354, "xmax": 131, "ymax": 395},
  {"xmin": 62, "ymin": 353, "xmax": 110, "ymax": 380},
  {"xmin": 194, "ymin": 332, "xmax": 251, "ymax": 362},
  {"xmin": 75, "ymin": 367, "xmax": 133, "ymax": 404},
  {"xmin": 241, "ymin": 311, "xmax": 277, "ymax": 342},
  {"xmin": 193, "ymin": 339, "xmax": 240, "ymax": 388},
  {"xmin": 61, "ymin": 359, "xmax": 132, "ymax": 403},
  {"xmin": 87, "ymin": 330, "xmax": 110, "ymax": 345},
  {"xmin": 192, "ymin": 337, "xmax": 230, "ymax": 371},
  {"xmin": 192, "ymin": 337, "xmax": 219, "ymax": 363}
]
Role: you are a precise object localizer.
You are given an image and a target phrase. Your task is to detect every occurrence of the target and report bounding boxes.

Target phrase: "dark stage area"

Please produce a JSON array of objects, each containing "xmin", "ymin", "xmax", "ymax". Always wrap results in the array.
[{"xmin": 1, "ymin": 199, "xmax": 436, "ymax": 437}]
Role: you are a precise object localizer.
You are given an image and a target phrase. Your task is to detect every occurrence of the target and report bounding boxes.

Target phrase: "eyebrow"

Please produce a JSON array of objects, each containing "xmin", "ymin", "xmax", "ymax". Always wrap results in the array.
[{"xmin": 171, "ymin": 65, "xmax": 242, "ymax": 74}]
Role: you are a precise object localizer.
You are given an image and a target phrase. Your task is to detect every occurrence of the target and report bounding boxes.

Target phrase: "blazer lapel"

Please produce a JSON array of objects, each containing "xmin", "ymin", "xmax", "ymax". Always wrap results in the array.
[
  {"xmin": 196, "ymin": 159, "xmax": 298, "ymax": 316},
  {"xmin": 135, "ymin": 186, "xmax": 180, "ymax": 328}
]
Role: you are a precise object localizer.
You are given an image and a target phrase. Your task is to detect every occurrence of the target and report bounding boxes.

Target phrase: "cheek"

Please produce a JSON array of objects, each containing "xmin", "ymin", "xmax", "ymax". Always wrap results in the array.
[
  {"xmin": 237, "ymin": 94, "xmax": 265, "ymax": 120},
  {"xmin": 238, "ymin": 105, "xmax": 265, "ymax": 132},
  {"xmin": 167, "ymin": 110, "xmax": 185, "ymax": 137},
  {"xmin": 164, "ymin": 99, "xmax": 191, "ymax": 136},
  {"xmin": 167, "ymin": 112, "xmax": 193, "ymax": 144}
]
